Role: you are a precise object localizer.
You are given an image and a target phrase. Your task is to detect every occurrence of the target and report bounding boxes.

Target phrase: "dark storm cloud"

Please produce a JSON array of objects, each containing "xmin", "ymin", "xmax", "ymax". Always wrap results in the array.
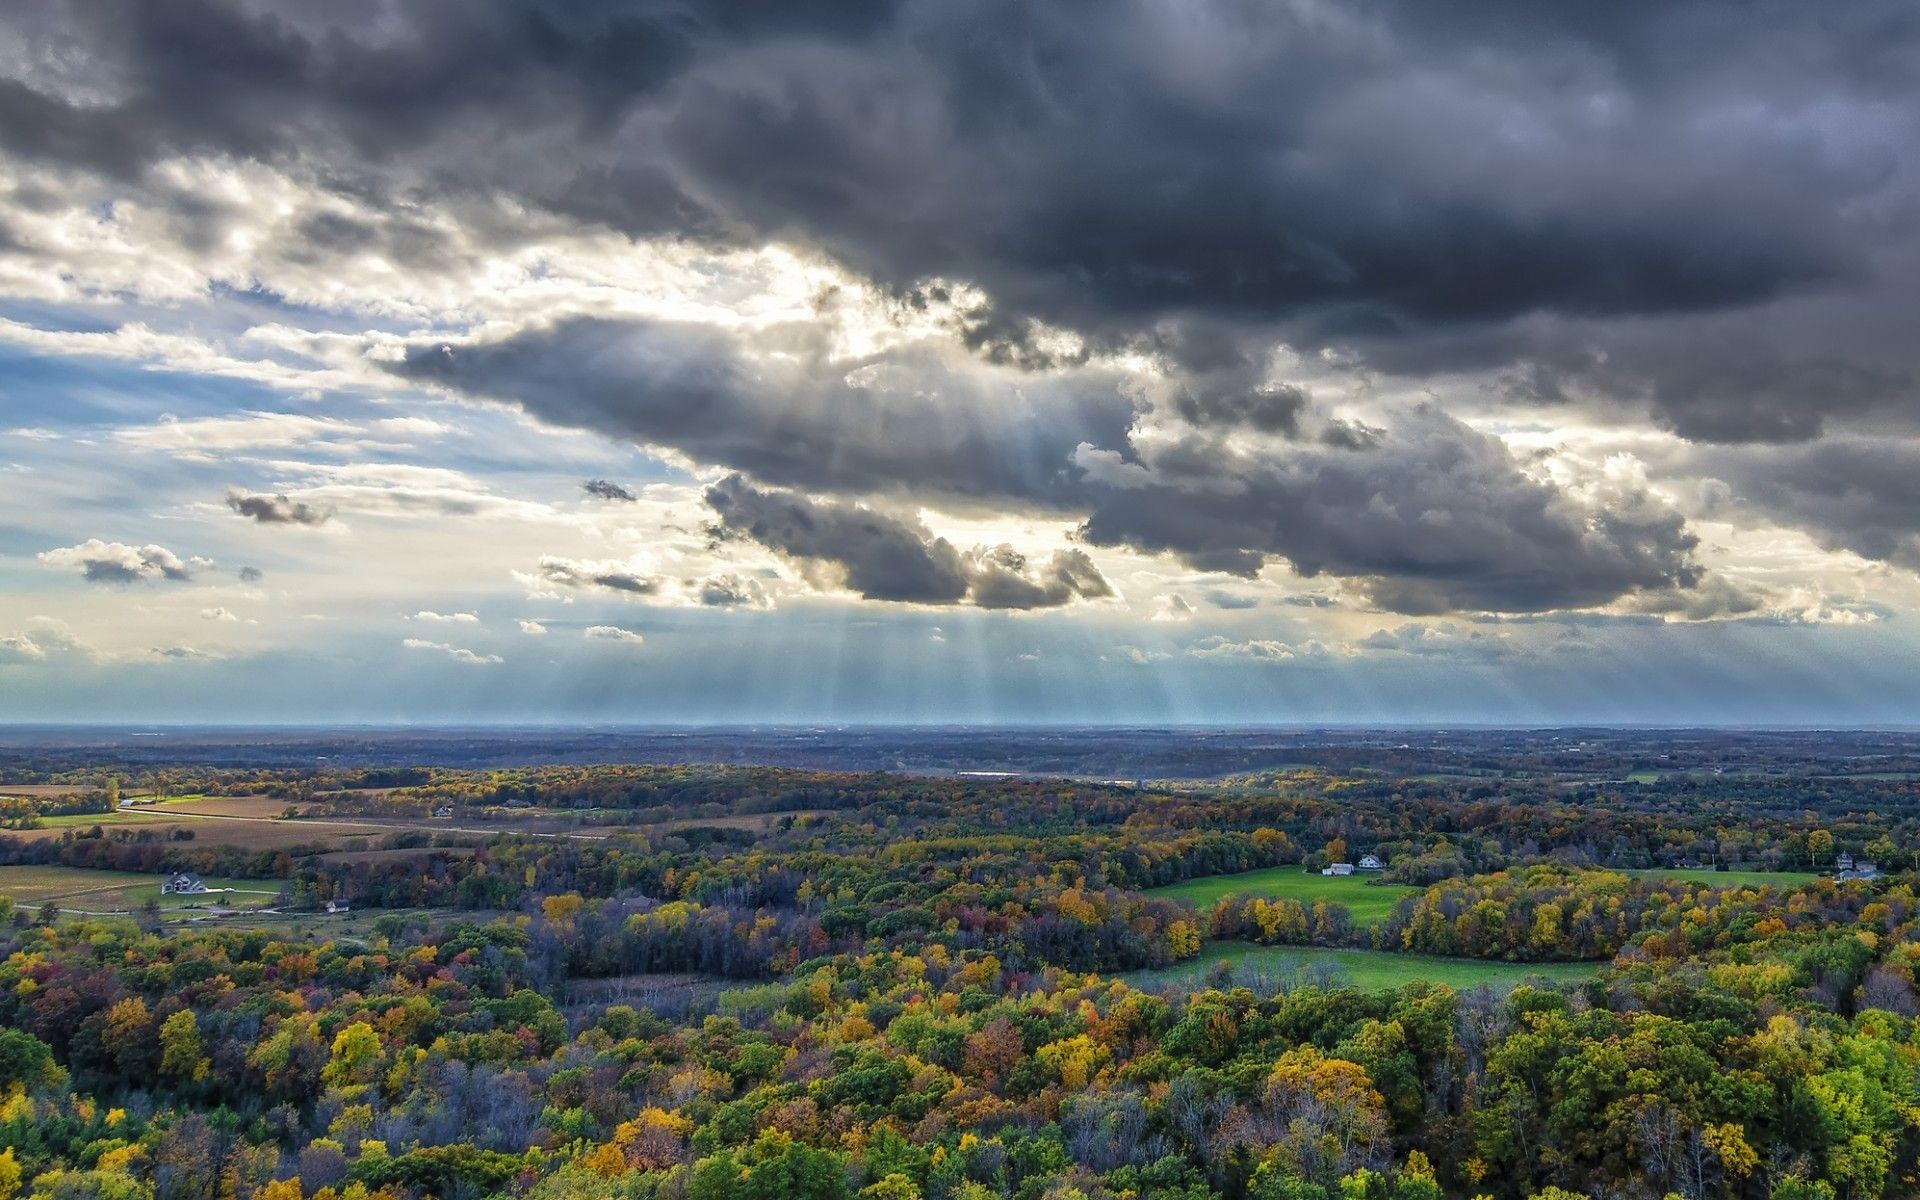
[
  {"xmin": 394, "ymin": 317, "xmax": 1134, "ymax": 507},
  {"xmin": 9, "ymin": 0, "xmax": 1919, "ymax": 609},
  {"xmin": 1167, "ymin": 374, "xmax": 1309, "ymax": 437},
  {"xmin": 1445, "ymin": 325, "xmax": 1920, "ymax": 445},
  {"xmin": 705, "ymin": 474, "xmax": 967, "ymax": 605},
  {"xmin": 582, "ymin": 479, "xmax": 636, "ymax": 503},
  {"xmin": 705, "ymin": 475, "xmax": 1112, "ymax": 610},
  {"xmin": 225, "ymin": 488, "xmax": 333, "ymax": 526},
  {"xmin": 1076, "ymin": 406, "xmax": 1703, "ymax": 614},
  {"xmin": 5, "ymin": 1, "xmax": 1908, "ymax": 339},
  {"xmin": 400, "ymin": 317, "xmax": 1704, "ymax": 614},
  {"xmin": 1699, "ymin": 440, "xmax": 1920, "ymax": 570}
]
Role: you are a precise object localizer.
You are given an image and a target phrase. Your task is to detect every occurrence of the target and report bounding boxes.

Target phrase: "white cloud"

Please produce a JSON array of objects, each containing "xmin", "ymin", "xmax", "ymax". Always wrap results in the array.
[
  {"xmin": 583, "ymin": 625, "xmax": 645, "ymax": 645},
  {"xmin": 517, "ymin": 619, "xmax": 549, "ymax": 635},
  {"xmin": 2, "ymin": 619, "xmax": 93, "ymax": 666},
  {"xmin": 151, "ymin": 645, "xmax": 219, "ymax": 661},
  {"xmin": 39, "ymin": 539, "xmax": 209, "ymax": 584},
  {"xmin": 117, "ymin": 411, "xmax": 355, "ymax": 457},
  {"xmin": 402, "ymin": 637, "xmax": 502, "ymax": 665},
  {"xmin": 1189, "ymin": 636, "xmax": 1336, "ymax": 662},
  {"xmin": 409, "ymin": 610, "xmax": 479, "ymax": 623},
  {"xmin": 1152, "ymin": 594, "xmax": 1194, "ymax": 622},
  {"xmin": 0, "ymin": 633, "xmax": 48, "ymax": 664}
]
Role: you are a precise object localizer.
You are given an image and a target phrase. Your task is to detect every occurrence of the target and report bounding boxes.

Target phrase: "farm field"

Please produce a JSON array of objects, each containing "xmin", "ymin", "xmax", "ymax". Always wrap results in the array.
[
  {"xmin": 0, "ymin": 864, "xmax": 280, "ymax": 911},
  {"xmin": 1623, "ymin": 866, "xmax": 1821, "ymax": 887},
  {"xmin": 0, "ymin": 817, "xmax": 362, "ymax": 850},
  {"xmin": 1147, "ymin": 865, "xmax": 1414, "ymax": 925},
  {"xmin": 0, "ymin": 865, "xmax": 157, "ymax": 903},
  {"xmin": 1126, "ymin": 941, "xmax": 1600, "ymax": 993}
]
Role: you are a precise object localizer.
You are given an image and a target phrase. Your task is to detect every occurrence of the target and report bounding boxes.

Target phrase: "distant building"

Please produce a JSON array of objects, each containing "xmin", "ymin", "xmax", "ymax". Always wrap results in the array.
[
  {"xmin": 1836, "ymin": 851, "xmax": 1855, "ymax": 872},
  {"xmin": 433, "ymin": 805, "xmax": 454, "ymax": 818},
  {"xmin": 1322, "ymin": 862, "xmax": 1355, "ymax": 876},
  {"xmin": 161, "ymin": 872, "xmax": 207, "ymax": 895},
  {"xmin": 1837, "ymin": 860, "xmax": 1881, "ymax": 882},
  {"xmin": 325, "ymin": 898, "xmax": 351, "ymax": 914},
  {"xmin": 1357, "ymin": 854, "xmax": 1384, "ymax": 871}
]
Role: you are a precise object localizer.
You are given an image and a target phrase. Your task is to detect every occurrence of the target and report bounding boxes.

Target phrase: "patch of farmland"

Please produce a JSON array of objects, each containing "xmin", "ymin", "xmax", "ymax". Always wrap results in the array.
[{"xmin": 1147, "ymin": 865, "xmax": 1414, "ymax": 926}]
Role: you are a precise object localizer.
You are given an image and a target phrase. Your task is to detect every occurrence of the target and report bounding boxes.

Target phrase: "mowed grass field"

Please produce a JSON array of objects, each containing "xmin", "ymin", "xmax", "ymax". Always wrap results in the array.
[
  {"xmin": 0, "ymin": 864, "xmax": 281, "ymax": 911},
  {"xmin": 1624, "ymin": 867, "xmax": 1820, "ymax": 888},
  {"xmin": 1127, "ymin": 941, "xmax": 1599, "ymax": 993},
  {"xmin": 1148, "ymin": 866, "xmax": 1414, "ymax": 926},
  {"xmin": 89, "ymin": 877, "xmax": 282, "ymax": 911}
]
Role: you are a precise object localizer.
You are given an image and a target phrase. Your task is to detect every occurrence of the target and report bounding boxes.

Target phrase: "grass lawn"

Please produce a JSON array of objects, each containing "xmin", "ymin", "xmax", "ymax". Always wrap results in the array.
[
  {"xmin": 1126, "ymin": 941, "xmax": 1598, "ymax": 993},
  {"xmin": 1624, "ymin": 867, "xmax": 1820, "ymax": 888},
  {"xmin": 103, "ymin": 877, "xmax": 283, "ymax": 911},
  {"xmin": 0, "ymin": 865, "xmax": 281, "ymax": 911},
  {"xmin": 1148, "ymin": 866, "xmax": 1414, "ymax": 926}
]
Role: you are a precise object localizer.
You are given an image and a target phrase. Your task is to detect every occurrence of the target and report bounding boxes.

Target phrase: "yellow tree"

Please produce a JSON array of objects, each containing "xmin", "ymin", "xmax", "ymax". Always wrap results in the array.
[{"xmin": 160, "ymin": 1010, "xmax": 209, "ymax": 1082}]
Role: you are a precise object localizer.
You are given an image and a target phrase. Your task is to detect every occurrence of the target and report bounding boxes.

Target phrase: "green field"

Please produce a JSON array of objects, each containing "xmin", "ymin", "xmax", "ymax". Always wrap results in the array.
[
  {"xmin": 0, "ymin": 864, "xmax": 280, "ymax": 911},
  {"xmin": 1148, "ymin": 865, "xmax": 1413, "ymax": 925},
  {"xmin": 108, "ymin": 877, "xmax": 282, "ymax": 910},
  {"xmin": 1126, "ymin": 941, "xmax": 1599, "ymax": 993},
  {"xmin": 1625, "ymin": 867, "xmax": 1820, "ymax": 888}
]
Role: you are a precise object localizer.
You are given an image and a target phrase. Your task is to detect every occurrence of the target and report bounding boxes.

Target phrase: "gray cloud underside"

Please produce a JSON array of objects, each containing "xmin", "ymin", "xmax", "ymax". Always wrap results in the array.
[
  {"xmin": 582, "ymin": 478, "xmax": 637, "ymax": 502},
  {"xmin": 1079, "ymin": 405, "xmax": 1701, "ymax": 613},
  {"xmin": 403, "ymin": 319, "xmax": 1702, "ymax": 614},
  {"xmin": 5, "ymin": 0, "xmax": 1919, "ymax": 614},
  {"xmin": 225, "ymin": 488, "xmax": 333, "ymax": 526},
  {"xmin": 705, "ymin": 475, "xmax": 1112, "ymax": 610},
  {"xmin": 1700, "ymin": 440, "xmax": 1920, "ymax": 571},
  {"xmin": 5, "ymin": 0, "xmax": 1916, "ymax": 443},
  {"xmin": 38, "ymin": 539, "xmax": 201, "ymax": 584},
  {"xmin": 396, "ymin": 317, "xmax": 1133, "ymax": 508},
  {"xmin": 536, "ymin": 556, "xmax": 665, "ymax": 597}
]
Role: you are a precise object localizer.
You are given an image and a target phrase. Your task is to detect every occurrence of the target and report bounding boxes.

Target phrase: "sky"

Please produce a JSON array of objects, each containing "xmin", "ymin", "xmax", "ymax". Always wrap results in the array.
[{"xmin": 2, "ymin": 0, "xmax": 1920, "ymax": 725}]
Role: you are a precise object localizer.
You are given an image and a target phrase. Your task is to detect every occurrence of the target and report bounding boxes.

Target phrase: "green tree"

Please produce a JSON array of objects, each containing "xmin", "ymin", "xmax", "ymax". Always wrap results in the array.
[
  {"xmin": 690, "ymin": 1132, "xmax": 849, "ymax": 1200},
  {"xmin": 0, "ymin": 1029, "xmax": 61, "ymax": 1092}
]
